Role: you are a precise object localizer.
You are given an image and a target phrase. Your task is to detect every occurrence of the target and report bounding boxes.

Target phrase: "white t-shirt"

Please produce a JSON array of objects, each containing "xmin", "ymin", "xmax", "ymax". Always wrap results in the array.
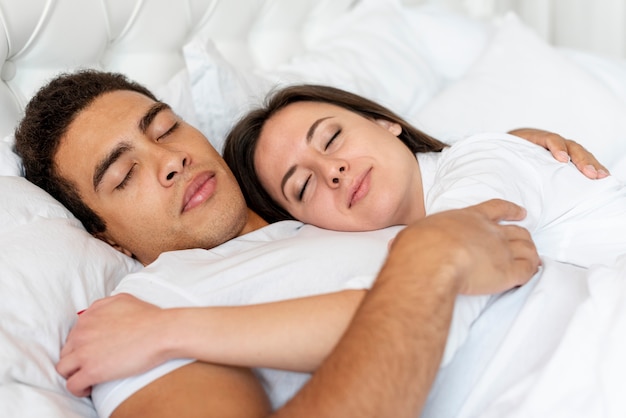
[
  {"xmin": 419, "ymin": 132, "xmax": 626, "ymax": 268},
  {"xmin": 93, "ymin": 221, "xmax": 406, "ymax": 416}
]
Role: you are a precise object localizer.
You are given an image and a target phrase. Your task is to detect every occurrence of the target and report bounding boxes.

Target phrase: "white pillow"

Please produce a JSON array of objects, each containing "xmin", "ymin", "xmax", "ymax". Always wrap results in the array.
[
  {"xmin": 415, "ymin": 13, "xmax": 626, "ymax": 171},
  {"xmin": 0, "ymin": 176, "xmax": 142, "ymax": 418},
  {"xmin": 403, "ymin": 4, "xmax": 493, "ymax": 81},
  {"xmin": 0, "ymin": 135, "xmax": 22, "ymax": 176},
  {"xmin": 184, "ymin": 0, "xmax": 443, "ymax": 154},
  {"xmin": 184, "ymin": 37, "xmax": 272, "ymax": 153},
  {"xmin": 260, "ymin": 0, "xmax": 442, "ymax": 116},
  {"xmin": 151, "ymin": 68, "xmax": 201, "ymax": 133}
]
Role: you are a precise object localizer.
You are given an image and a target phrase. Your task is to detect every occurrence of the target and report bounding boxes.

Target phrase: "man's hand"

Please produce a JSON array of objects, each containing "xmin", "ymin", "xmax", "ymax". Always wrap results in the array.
[
  {"xmin": 509, "ymin": 128, "xmax": 610, "ymax": 179},
  {"xmin": 57, "ymin": 294, "xmax": 169, "ymax": 397},
  {"xmin": 389, "ymin": 199, "xmax": 540, "ymax": 295},
  {"xmin": 278, "ymin": 199, "xmax": 539, "ymax": 418}
]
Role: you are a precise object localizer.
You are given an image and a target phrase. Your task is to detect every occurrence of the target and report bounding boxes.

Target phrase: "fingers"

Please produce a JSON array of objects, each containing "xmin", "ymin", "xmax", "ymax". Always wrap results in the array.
[
  {"xmin": 511, "ymin": 128, "xmax": 610, "ymax": 179},
  {"xmin": 67, "ymin": 371, "xmax": 93, "ymax": 398},
  {"xmin": 541, "ymin": 132, "xmax": 571, "ymax": 163},
  {"xmin": 503, "ymin": 224, "xmax": 541, "ymax": 286},
  {"xmin": 56, "ymin": 352, "xmax": 94, "ymax": 397},
  {"xmin": 468, "ymin": 199, "xmax": 527, "ymax": 223},
  {"xmin": 564, "ymin": 140, "xmax": 610, "ymax": 179},
  {"xmin": 544, "ymin": 132, "xmax": 610, "ymax": 179}
]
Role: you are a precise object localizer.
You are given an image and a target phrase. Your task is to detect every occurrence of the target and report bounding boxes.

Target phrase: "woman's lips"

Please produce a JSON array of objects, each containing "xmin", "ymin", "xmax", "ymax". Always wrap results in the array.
[
  {"xmin": 182, "ymin": 172, "xmax": 216, "ymax": 213},
  {"xmin": 348, "ymin": 168, "xmax": 372, "ymax": 208}
]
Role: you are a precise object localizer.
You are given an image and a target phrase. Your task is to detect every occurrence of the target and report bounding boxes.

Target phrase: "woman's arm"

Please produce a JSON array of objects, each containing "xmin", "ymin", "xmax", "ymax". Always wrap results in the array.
[
  {"xmin": 508, "ymin": 127, "xmax": 610, "ymax": 178},
  {"xmin": 57, "ymin": 289, "xmax": 365, "ymax": 396},
  {"xmin": 166, "ymin": 290, "xmax": 365, "ymax": 372}
]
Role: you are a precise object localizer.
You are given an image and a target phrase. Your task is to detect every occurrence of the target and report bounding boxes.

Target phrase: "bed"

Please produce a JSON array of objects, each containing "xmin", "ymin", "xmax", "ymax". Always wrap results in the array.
[{"xmin": 2, "ymin": 0, "xmax": 626, "ymax": 417}]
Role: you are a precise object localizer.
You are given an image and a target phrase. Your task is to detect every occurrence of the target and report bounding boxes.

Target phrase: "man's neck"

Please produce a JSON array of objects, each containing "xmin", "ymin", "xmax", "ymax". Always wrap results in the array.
[{"xmin": 238, "ymin": 209, "xmax": 269, "ymax": 237}]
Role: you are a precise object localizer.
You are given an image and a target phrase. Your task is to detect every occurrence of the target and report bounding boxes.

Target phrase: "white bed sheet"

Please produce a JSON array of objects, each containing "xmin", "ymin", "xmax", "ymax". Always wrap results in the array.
[
  {"xmin": 463, "ymin": 256, "xmax": 626, "ymax": 418},
  {"xmin": 425, "ymin": 254, "xmax": 626, "ymax": 418}
]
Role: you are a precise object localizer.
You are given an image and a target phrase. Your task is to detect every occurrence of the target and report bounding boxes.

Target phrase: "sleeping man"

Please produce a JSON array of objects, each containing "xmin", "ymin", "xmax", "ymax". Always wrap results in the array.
[{"xmin": 14, "ymin": 69, "xmax": 572, "ymax": 417}]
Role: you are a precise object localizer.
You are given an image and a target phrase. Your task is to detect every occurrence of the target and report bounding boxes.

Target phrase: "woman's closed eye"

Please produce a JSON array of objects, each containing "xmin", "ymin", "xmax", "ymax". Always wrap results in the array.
[
  {"xmin": 324, "ymin": 129, "xmax": 341, "ymax": 150},
  {"xmin": 298, "ymin": 174, "xmax": 311, "ymax": 201}
]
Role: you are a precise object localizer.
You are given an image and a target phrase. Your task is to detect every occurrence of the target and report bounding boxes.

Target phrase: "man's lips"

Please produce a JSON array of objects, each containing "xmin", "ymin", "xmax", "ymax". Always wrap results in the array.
[
  {"xmin": 182, "ymin": 172, "xmax": 216, "ymax": 213},
  {"xmin": 347, "ymin": 168, "xmax": 372, "ymax": 208}
]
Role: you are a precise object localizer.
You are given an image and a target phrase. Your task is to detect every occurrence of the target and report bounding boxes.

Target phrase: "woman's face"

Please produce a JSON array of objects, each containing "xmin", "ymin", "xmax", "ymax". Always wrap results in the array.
[{"xmin": 254, "ymin": 101, "xmax": 425, "ymax": 231}]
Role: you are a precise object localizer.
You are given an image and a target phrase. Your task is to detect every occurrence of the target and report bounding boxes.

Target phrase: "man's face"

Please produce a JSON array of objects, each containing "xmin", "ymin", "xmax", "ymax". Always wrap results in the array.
[{"xmin": 55, "ymin": 90, "xmax": 249, "ymax": 265}]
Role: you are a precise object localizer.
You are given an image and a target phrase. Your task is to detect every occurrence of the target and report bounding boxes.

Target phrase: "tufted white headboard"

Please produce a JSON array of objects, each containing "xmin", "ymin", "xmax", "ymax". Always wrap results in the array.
[
  {"xmin": 411, "ymin": 0, "xmax": 626, "ymax": 60},
  {"xmin": 0, "ymin": 0, "xmax": 421, "ymax": 140},
  {"xmin": 0, "ymin": 0, "xmax": 210, "ymax": 139},
  {"xmin": 3, "ymin": 0, "xmax": 625, "ymax": 142}
]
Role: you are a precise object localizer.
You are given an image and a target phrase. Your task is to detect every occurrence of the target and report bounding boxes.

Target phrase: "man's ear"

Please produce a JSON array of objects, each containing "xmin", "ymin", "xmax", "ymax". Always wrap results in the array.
[
  {"xmin": 375, "ymin": 119, "xmax": 403, "ymax": 137},
  {"xmin": 94, "ymin": 233, "xmax": 134, "ymax": 258}
]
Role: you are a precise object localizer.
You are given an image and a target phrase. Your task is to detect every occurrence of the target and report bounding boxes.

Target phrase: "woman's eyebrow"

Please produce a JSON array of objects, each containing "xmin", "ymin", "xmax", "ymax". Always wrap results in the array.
[
  {"xmin": 306, "ymin": 116, "xmax": 332, "ymax": 142},
  {"xmin": 281, "ymin": 165, "xmax": 297, "ymax": 201}
]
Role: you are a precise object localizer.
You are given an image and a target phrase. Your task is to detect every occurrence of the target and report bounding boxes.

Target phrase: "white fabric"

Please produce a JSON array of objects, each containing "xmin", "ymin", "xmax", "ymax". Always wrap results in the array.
[
  {"xmin": 92, "ymin": 221, "xmax": 527, "ymax": 416},
  {"xmin": 415, "ymin": 13, "xmax": 626, "ymax": 171},
  {"xmin": 403, "ymin": 5, "xmax": 493, "ymax": 82},
  {"xmin": 2, "ymin": 2, "xmax": 626, "ymax": 416},
  {"xmin": 420, "ymin": 131, "xmax": 626, "ymax": 371},
  {"xmin": 423, "ymin": 272, "xmax": 541, "ymax": 418},
  {"xmin": 92, "ymin": 221, "xmax": 509, "ymax": 416},
  {"xmin": 417, "ymin": 132, "xmax": 626, "ymax": 416},
  {"xmin": 0, "ymin": 177, "xmax": 141, "ymax": 418},
  {"xmin": 419, "ymin": 132, "xmax": 626, "ymax": 268},
  {"xmin": 0, "ymin": 135, "xmax": 21, "ymax": 176},
  {"xmin": 0, "ymin": 2, "xmax": 445, "ymax": 413},
  {"xmin": 475, "ymin": 256, "xmax": 626, "ymax": 418},
  {"xmin": 446, "ymin": 257, "xmax": 596, "ymax": 417},
  {"xmin": 93, "ymin": 221, "xmax": 397, "ymax": 415},
  {"xmin": 431, "ymin": 254, "xmax": 626, "ymax": 417},
  {"xmin": 184, "ymin": 0, "xmax": 442, "ymax": 153}
]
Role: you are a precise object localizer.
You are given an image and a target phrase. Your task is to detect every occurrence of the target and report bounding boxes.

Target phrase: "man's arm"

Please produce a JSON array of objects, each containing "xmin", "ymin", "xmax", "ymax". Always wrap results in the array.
[
  {"xmin": 273, "ymin": 199, "xmax": 538, "ymax": 417},
  {"xmin": 106, "ymin": 199, "xmax": 539, "ymax": 418},
  {"xmin": 111, "ymin": 362, "xmax": 271, "ymax": 418}
]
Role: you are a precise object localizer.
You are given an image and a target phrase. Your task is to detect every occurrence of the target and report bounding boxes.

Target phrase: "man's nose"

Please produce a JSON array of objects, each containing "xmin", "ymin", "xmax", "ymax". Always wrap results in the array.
[{"xmin": 159, "ymin": 148, "xmax": 189, "ymax": 186}]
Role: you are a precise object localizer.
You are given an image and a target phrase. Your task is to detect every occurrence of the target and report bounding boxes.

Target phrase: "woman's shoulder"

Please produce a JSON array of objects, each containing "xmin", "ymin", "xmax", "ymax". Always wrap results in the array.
[{"xmin": 447, "ymin": 132, "xmax": 553, "ymax": 161}]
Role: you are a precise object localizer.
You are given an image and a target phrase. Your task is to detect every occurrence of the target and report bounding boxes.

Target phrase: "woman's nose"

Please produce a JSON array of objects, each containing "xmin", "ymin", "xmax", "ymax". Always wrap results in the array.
[{"xmin": 327, "ymin": 164, "xmax": 346, "ymax": 187}]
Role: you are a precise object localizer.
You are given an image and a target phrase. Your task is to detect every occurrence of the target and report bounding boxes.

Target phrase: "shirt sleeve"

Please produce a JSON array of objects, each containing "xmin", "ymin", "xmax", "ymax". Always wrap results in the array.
[{"xmin": 426, "ymin": 132, "xmax": 546, "ymax": 232}]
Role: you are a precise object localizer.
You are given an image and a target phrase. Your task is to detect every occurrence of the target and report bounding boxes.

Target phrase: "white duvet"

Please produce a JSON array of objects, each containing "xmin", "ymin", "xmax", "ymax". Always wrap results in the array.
[{"xmin": 425, "ymin": 256, "xmax": 626, "ymax": 418}]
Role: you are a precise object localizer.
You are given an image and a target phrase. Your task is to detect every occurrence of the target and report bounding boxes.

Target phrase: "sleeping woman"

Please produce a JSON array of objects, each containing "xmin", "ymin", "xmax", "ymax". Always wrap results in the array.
[
  {"xmin": 171, "ymin": 83, "xmax": 625, "ymax": 371},
  {"xmin": 224, "ymin": 84, "xmax": 621, "ymax": 268},
  {"xmin": 58, "ymin": 84, "xmax": 621, "ymax": 390}
]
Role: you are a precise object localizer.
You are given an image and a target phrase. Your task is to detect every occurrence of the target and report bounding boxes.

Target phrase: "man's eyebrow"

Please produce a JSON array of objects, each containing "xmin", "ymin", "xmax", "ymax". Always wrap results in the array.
[
  {"xmin": 280, "ymin": 116, "xmax": 333, "ymax": 200},
  {"xmin": 93, "ymin": 142, "xmax": 133, "ymax": 191},
  {"xmin": 92, "ymin": 102, "xmax": 172, "ymax": 191},
  {"xmin": 139, "ymin": 102, "xmax": 171, "ymax": 134}
]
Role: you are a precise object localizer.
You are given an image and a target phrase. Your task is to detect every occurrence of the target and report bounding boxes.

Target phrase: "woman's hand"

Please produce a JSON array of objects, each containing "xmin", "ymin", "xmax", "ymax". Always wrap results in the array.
[
  {"xmin": 56, "ymin": 294, "xmax": 170, "ymax": 397},
  {"xmin": 509, "ymin": 128, "xmax": 610, "ymax": 179}
]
